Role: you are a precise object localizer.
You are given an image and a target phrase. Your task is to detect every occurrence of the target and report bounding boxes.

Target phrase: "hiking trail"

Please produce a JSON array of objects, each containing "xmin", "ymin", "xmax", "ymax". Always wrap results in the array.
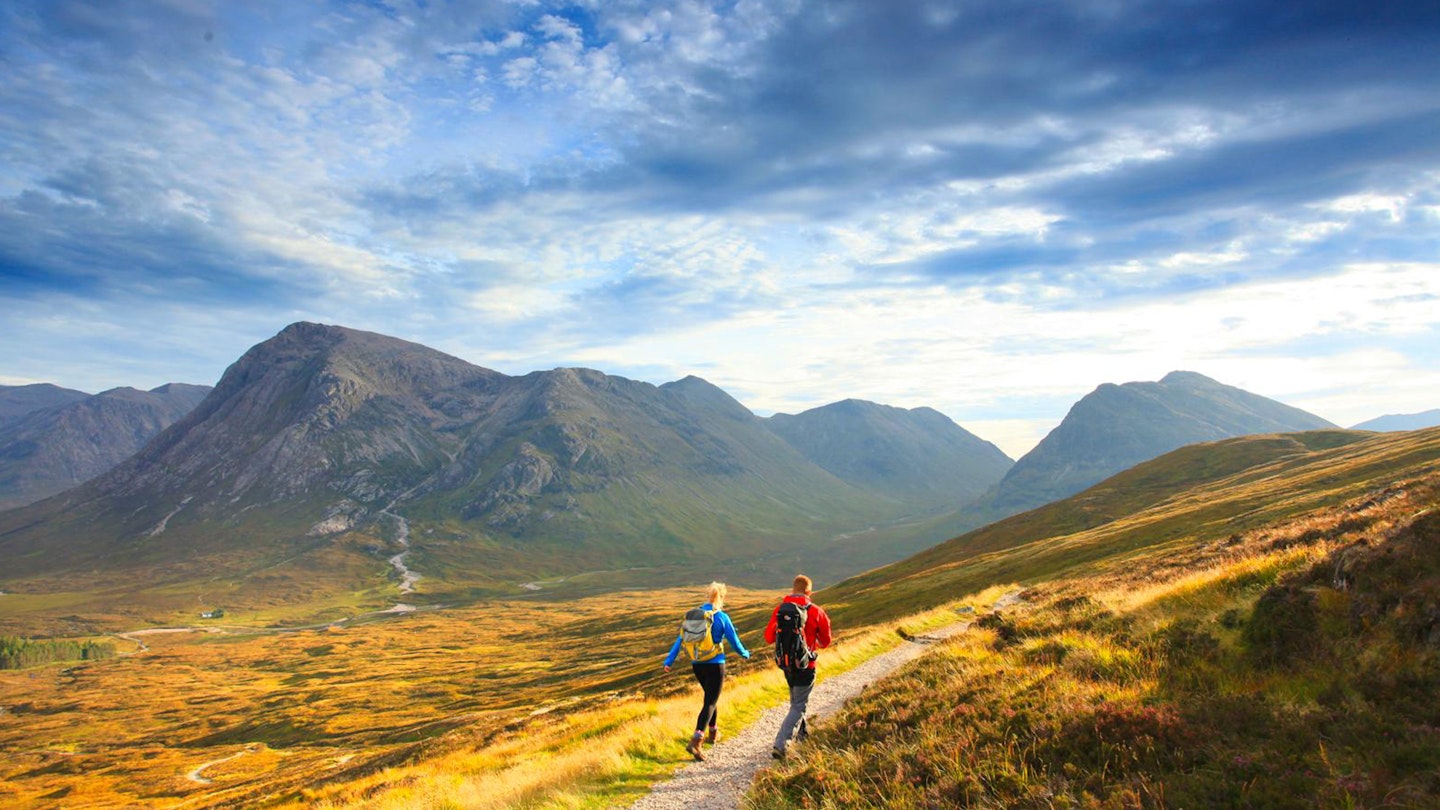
[{"xmin": 627, "ymin": 590, "xmax": 1023, "ymax": 810}]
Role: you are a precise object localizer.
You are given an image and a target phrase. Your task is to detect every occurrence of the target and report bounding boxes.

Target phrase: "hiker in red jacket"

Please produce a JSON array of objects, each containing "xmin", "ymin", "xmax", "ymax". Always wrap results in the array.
[{"xmin": 764, "ymin": 574, "xmax": 832, "ymax": 759}]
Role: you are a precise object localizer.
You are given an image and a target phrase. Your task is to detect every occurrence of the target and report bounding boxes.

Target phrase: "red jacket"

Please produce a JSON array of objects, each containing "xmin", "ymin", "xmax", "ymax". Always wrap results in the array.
[{"xmin": 764, "ymin": 594, "xmax": 832, "ymax": 669}]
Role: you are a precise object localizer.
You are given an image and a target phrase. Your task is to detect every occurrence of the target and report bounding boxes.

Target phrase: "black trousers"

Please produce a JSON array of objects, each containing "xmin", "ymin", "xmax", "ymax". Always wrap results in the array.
[{"xmin": 691, "ymin": 662, "xmax": 726, "ymax": 731}]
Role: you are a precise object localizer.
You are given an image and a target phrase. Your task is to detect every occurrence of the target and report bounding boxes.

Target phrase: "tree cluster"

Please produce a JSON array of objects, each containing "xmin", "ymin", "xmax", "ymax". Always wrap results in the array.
[{"xmin": 0, "ymin": 636, "xmax": 116, "ymax": 669}]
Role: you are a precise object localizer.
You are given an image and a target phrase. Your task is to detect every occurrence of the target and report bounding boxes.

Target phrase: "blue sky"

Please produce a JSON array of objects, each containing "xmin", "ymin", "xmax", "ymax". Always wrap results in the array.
[{"xmin": 2, "ymin": 0, "xmax": 1438, "ymax": 457}]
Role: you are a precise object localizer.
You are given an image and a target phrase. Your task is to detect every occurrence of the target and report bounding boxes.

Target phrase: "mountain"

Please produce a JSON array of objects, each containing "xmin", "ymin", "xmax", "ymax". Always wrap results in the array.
[
  {"xmin": 0, "ymin": 323, "xmax": 974, "ymax": 612},
  {"xmin": 829, "ymin": 425, "xmax": 1435, "ymax": 622},
  {"xmin": 0, "ymin": 384, "xmax": 211, "ymax": 511},
  {"xmin": 1352, "ymin": 408, "xmax": 1440, "ymax": 432},
  {"xmin": 976, "ymin": 371, "xmax": 1336, "ymax": 519},
  {"xmin": 765, "ymin": 399, "xmax": 1013, "ymax": 510},
  {"xmin": 0, "ymin": 383, "xmax": 89, "ymax": 427}
]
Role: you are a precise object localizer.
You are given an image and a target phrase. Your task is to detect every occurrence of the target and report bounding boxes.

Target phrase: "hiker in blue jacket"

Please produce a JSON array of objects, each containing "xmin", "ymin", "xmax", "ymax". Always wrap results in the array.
[{"xmin": 663, "ymin": 581, "xmax": 751, "ymax": 761}]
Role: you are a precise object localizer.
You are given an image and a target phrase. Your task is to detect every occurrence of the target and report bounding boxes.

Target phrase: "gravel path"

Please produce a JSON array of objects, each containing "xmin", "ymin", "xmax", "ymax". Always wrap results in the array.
[{"xmin": 628, "ymin": 592, "xmax": 1020, "ymax": 810}]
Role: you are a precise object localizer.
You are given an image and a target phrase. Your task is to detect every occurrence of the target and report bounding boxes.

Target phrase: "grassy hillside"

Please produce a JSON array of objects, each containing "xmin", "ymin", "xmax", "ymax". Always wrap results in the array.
[
  {"xmin": 750, "ymin": 468, "xmax": 1440, "ymax": 808},
  {"xmin": 3, "ymin": 426, "xmax": 1439, "ymax": 808},
  {"xmin": 827, "ymin": 428, "xmax": 1439, "ymax": 623}
]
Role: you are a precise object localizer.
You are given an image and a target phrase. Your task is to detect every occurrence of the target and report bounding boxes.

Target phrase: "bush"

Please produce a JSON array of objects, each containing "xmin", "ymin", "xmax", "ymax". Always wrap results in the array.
[
  {"xmin": 1034, "ymin": 702, "xmax": 1200, "ymax": 777},
  {"xmin": 1243, "ymin": 584, "xmax": 1319, "ymax": 666},
  {"xmin": 976, "ymin": 612, "xmax": 1020, "ymax": 649}
]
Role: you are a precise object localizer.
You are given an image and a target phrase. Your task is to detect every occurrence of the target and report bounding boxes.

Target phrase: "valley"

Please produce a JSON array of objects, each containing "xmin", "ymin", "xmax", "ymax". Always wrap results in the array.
[
  {"xmin": 1, "ymin": 426, "xmax": 1436, "ymax": 808},
  {"xmin": 0, "ymin": 585, "xmax": 720, "ymax": 808},
  {"xmin": 2, "ymin": 325, "xmax": 1436, "ymax": 808},
  {"xmin": 6, "ymin": 2, "xmax": 1438, "ymax": 806}
]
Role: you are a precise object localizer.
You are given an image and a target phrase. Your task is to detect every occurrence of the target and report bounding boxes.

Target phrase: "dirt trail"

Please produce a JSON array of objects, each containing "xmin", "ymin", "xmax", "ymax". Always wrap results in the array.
[
  {"xmin": 628, "ymin": 591, "xmax": 1022, "ymax": 810},
  {"xmin": 185, "ymin": 744, "xmax": 259, "ymax": 785}
]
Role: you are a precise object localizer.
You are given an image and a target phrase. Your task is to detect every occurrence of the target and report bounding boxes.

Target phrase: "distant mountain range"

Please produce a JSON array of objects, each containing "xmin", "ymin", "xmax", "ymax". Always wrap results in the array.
[
  {"xmin": 1351, "ymin": 409, "xmax": 1440, "ymax": 432},
  {"xmin": 0, "ymin": 383, "xmax": 90, "ymax": 425},
  {"xmin": 0, "ymin": 324, "xmax": 1013, "ymax": 606},
  {"xmin": 766, "ymin": 398, "xmax": 1012, "ymax": 510},
  {"xmin": 970, "ymin": 371, "xmax": 1336, "ymax": 520},
  {"xmin": 0, "ymin": 383, "xmax": 211, "ymax": 510},
  {"xmin": 1, "ymin": 325, "xmax": 1358, "ymax": 620}
]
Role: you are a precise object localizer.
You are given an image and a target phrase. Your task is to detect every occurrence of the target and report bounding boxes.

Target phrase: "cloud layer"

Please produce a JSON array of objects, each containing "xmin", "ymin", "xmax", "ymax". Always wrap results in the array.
[{"xmin": 3, "ymin": 0, "xmax": 1439, "ymax": 456}]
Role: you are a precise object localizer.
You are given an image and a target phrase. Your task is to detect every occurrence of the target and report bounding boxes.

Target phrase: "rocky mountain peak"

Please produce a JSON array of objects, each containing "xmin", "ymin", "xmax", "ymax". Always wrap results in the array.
[
  {"xmin": 982, "ymin": 371, "xmax": 1336, "ymax": 517},
  {"xmin": 1159, "ymin": 370, "xmax": 1216, "ymax": 386},
  {"xmin": 659, "ymin": 375, "xmax": 754, "ymax": 420}
]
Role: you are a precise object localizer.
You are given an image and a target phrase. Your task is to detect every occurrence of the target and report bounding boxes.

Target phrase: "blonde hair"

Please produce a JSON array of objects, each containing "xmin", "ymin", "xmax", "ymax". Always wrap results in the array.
[
  {"xmin": 707, "ymin": 581, "xmax": 728, "ymax": 609},
  {"xmin": 793, "ymin": 575, "xmax": 812, "ymax": 594}
]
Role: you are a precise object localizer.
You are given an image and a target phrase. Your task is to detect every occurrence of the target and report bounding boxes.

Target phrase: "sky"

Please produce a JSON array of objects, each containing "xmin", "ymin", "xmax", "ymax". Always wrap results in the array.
[{"xmin": 2, "ymin": 0, "xmax": 1439, "ymax": 458}]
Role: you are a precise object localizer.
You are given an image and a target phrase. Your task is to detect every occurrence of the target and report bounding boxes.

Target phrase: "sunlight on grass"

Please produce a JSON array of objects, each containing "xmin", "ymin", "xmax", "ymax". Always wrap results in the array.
[
  {"xmin": 5, "ymin": 430, "xmax": 1439, "ymax": 808},
  {"xmin": 298, "ymin": 594, "xmax": 999, "ymax": 809},
  {"xmin": 749, "ymin": 471, "xmax": 1440, "ymax": 809},
  {"xmin": 1106, "ymin": 540, "xmax": 1341, "ymax": 619}
]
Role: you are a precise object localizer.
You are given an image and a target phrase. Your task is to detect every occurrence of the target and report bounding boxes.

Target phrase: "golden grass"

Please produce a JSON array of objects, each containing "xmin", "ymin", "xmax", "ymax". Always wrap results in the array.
[
  {"xmin": 6, "ymin": 429, "xmax": 1438, "ymax": 808},
  {"xmin": 301, "ymin": 598, "xmax": 979, "ymax": 809},
  {"xmin": 750, "ymin": 473, "xmax": 1440, "ymax": 808},
  {"xmin": 0, "ymin": 577, "xmax": 988, "ymax": 809}
]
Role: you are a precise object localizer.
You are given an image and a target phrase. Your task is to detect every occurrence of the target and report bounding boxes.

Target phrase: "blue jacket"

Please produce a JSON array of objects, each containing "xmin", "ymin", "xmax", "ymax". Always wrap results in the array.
[{"xmin": 664, "ymin": 602, "xmax": 750, "ymax": 667}]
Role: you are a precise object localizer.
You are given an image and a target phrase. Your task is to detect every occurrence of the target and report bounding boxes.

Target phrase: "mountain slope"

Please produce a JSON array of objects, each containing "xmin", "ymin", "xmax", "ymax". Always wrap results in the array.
[
  {"xmin": 1352, "ymin": 408, "xmax": 1440, "ymax": 432},
  {"xmin": 0, "ymin": 384, "xmax": 211, "ymax": 510},
  {"xmin": 765, "ymin": 399, "xmax": 1013, "ymax": 511},
  {"xmin": 0, "ymin": 324, "xmax": 915, "ymax": 613},
  {"xmin": 753, "ymin": 463, "xmax": 1440, "ymax": 809},
  {"xmin": 978, "ymin": 371, "xmax": 1335, "ymax": 518},
  {"xmin": 827, "ymin": 426, "xmax": 1440, "ymax": 622},
  {"xmin": 0, "ymin": 383, "xmax": 89, "ymax": 427}
]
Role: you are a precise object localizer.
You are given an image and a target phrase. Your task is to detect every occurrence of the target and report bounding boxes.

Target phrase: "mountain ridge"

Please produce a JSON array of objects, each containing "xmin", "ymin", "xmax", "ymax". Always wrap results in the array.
[
  {"xmin": 0, "ymin": 329, "xmax": 1349, "ymax": 623},
  {"xmin": 0, "ymin": 323, "xmax": 1011, "ymax": 610},
  {"xmin": 764, "ymin": 398, "xmax": 1013, "ymax": 510},
  {"xmin": 0, "ymin": 383, "xmax": 91, "ymax": 426},
  {"xmin": 0, "ymin": 383, "xmax": 211, "ymax": 510},
  {"xmin": 972, "ymin": 370, "xmax": 1336, "ymax": 520},
  {"xmin": 1352, "ymin": 408, "xmax": 1440, "ymax": 432}
]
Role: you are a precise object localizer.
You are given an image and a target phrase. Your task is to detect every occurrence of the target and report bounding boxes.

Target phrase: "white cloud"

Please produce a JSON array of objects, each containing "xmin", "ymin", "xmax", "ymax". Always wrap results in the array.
[
  {"xmin": 1157, "ymin": 244, "xmax": 1248, "ymax": 269},
  {"xmin": 1323, "ymin": 192, "xmax": 1407, "ymax": 222},
  {"xmin": 464, "ymin": 283, "xmax": 569, "ymax": 323},
  {"xmin": 535, "ymin": 14, "xmax": 582, "ymax": 44}
]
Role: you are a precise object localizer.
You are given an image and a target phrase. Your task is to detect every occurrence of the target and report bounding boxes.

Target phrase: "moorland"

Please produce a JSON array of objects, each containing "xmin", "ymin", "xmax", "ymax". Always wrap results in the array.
[{"xmin": 2, "ymin": 425, "xmax": 1438, "ymax": 808}]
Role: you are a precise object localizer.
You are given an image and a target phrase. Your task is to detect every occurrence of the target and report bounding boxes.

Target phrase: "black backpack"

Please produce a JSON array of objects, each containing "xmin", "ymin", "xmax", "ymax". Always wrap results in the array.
[{"xmin": 774, "ymin": 601, "xmax": 814, "ymax": 672}]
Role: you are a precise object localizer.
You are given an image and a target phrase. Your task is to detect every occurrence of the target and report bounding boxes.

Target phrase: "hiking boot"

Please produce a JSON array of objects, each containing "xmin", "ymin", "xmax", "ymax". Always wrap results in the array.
[
  {"xmin": 685, "ymin": 735, "xmax": 706, "ymax": 762},
  {"xmin": 771, "ymin": 746, "xmax": 786, "ymax": 760},
  {"xmin": 795, "ymin": 722, "xmax": 809, "ymax": 743},
  {"xmin": 705, "ymin": 726, "xmax": 718, "ymax": 745}
]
